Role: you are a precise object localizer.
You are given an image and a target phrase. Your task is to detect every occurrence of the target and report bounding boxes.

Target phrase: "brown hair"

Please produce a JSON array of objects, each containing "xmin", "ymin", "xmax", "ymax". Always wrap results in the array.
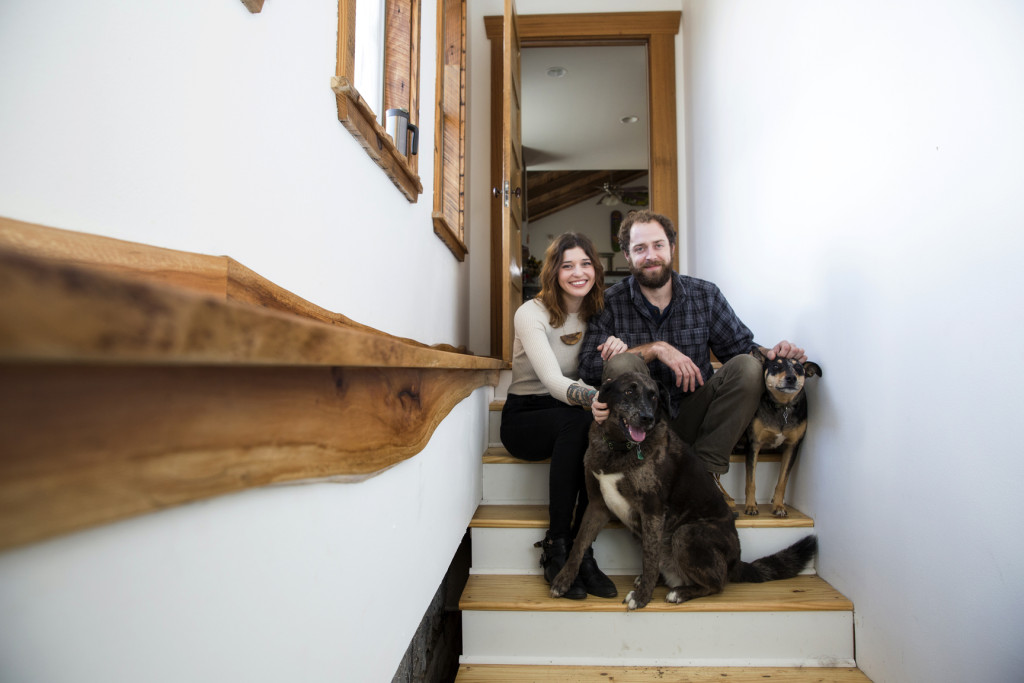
[
  {"xmin": 537, "ymin": 232, "xmax": 605, "ymax": 327},
  {"xmin": 616, "ymin": 210, "xmax": 677, "ymax": 255}
]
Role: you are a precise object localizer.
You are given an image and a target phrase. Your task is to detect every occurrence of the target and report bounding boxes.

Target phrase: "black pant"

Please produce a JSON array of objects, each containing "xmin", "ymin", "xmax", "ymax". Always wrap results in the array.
[{"xmin": 500, "ymin": 393, "xmax": 593, "ymax": 539}]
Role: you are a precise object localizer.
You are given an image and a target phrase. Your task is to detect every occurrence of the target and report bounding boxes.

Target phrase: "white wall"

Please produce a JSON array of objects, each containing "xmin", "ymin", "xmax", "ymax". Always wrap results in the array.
[
  {"xmin": 682, "ymin": 1, "xmax": 1024, "ymax": 681},
  {"xmin": 0, "ymin": 1, "xmax": 488, "ymax": 681}
]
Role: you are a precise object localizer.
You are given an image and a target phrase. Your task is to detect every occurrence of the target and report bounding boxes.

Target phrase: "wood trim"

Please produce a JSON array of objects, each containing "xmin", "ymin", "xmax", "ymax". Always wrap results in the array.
[
  {"xmin": 0, "ymin": 218, "xmax": 505, "ymax": 550},
  {"xmin": 335, "ymin": 0, "xmax": 423, "ymax": 201},
  {"xmin": 383, "ymin": 0, "xmax": 421, "ymax": 176},
  {"xmin": 647, "ymin": 32, "xmax": 679, "ymax": 234},
  {"xmin": 431, "ymin": 0, "xmax": 468, "ymax": 260},
  {"xmin": 332, "ymin": 78, "xmax": 424, "ymax": 202}
]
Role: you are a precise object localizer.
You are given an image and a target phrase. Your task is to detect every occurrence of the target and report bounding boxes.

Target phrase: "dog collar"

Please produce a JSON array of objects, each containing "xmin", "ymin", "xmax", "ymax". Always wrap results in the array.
[{"xmin": 605, "ymin": 436, "xmax": 644, "ymax": 460}]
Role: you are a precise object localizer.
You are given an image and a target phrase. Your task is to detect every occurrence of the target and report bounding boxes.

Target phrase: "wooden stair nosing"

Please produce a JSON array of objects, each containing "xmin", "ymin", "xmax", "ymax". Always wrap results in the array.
[
  {"xmin": 456, "ymin": 663, "xmax": 872, "ymax": 682},
  {"xmin": 483, "ymin": 446, "xmax": 780, "ymax": 464},
  {"xmin": 471, "ymin": 503, "xmax": 813, "ymax": 529},
  {"xmin": 459, "ymin": 574, "xmax": 851, "ymax": 613}
]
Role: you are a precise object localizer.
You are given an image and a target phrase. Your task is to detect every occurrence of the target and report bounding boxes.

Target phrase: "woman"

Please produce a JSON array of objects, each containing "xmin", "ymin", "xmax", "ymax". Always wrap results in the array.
[{"xmin": 500, "ymin": 233, "xmax": 626, "ymax": 599}]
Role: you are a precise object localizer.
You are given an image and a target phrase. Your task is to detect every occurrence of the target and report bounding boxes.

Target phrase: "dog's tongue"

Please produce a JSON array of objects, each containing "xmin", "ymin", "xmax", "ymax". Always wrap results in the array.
[{"xmin": 628, "ymin": 425, "xmax": 647, "ymax": 443}]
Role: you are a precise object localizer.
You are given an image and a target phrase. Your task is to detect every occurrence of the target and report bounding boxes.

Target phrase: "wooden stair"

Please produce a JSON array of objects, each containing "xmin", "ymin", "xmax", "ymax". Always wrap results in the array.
[
  {"xmin": 457, "ymin": 664, "xmax": 871, "ymax": 682},
  {"xmin": 455, "ymin": 398, "xmax": 870, "ymax": 681}
]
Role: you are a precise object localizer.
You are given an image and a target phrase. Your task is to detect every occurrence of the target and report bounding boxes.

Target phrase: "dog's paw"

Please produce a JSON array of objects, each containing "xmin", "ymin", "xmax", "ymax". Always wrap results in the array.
[
  {"xmin": 549, "ymin": 574, "xmax": 570, "ymax": 598},
  {"xmin": 665, "ymin": 588, "xmax": 683, "ymax": 603},
  {"xmin": 771, "ymin": 505, "xmax": 789, "ymax": 518},
  {"xmin": 624, "ymin": 589, "xmax": 651, "ymax": 611},
  {"xmin": 744, "ymin": 503, "xmax": 759, "ymax": 516}
]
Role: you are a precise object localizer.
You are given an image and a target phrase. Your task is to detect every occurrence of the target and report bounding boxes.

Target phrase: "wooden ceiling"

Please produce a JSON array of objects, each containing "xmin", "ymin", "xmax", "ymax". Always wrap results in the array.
[{"xmin": 526, "ymin": 169, "xmax": 647, "ymax": 222}]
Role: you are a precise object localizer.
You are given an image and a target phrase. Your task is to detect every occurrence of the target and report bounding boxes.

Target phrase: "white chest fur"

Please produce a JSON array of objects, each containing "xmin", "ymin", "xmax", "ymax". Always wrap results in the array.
[{"xmin": 593, "ymin": 470, "xmax": 633, "ymax": 525}]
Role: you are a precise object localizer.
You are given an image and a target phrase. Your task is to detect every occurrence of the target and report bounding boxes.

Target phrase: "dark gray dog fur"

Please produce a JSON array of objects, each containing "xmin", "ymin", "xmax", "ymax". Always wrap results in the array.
[{"xmin": 550, "ymin": 370, "xmax": 817, "ymax": 609}]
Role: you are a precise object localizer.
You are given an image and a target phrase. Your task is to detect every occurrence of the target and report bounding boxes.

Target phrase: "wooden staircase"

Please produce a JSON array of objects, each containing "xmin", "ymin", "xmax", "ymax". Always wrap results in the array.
[{"xmin": 454, "ymin": 400, "xmax": 871, "ymax": 681}]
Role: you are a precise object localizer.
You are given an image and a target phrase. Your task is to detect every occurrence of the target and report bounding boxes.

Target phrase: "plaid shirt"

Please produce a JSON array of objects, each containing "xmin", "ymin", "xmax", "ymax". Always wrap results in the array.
[{"xmin": 579, "ymin": 273, "xmax": 756, "ymax": 418}]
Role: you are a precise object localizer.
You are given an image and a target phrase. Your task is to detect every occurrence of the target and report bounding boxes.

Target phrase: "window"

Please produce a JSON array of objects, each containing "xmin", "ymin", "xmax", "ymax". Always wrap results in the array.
[
  {"xmin": 431, "ymin": 0, "xmax": 467, "ymax": 259},
  {"xmin": 334, "ymin": 0, "xmax": 423, "ymax": 201}
]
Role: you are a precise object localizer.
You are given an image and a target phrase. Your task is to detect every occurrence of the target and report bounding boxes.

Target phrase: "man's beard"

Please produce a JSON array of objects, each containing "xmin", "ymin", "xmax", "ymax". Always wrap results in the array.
[{"xmin": 630, "ymin": 259, "xmax": 672, "ymax": 288}]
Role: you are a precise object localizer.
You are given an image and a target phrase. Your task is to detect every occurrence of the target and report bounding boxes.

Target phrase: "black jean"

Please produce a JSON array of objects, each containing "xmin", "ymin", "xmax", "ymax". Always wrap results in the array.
[{"xmin": 500, "ymin": 393, "xmax": 593, "ymax": 539}]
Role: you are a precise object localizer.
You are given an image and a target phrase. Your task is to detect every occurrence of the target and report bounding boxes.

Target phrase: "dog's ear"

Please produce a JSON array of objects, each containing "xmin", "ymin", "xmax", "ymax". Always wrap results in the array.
[
  {"xmin": 597, "ymin": 377, "xmax": 616, "ymax": 403},
  {"xmin": 750, "ymin": 346, "xmax": 768, "ymax": 364},
  {"xmin": 803, "ymin": 361, "xmax": 822, "ymax": 378}
]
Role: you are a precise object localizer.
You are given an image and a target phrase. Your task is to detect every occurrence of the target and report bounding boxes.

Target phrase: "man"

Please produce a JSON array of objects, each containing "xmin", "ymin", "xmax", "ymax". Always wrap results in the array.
[{"xmin": 578, "ymin": 210, "xmax": 806, "ymax": 493}]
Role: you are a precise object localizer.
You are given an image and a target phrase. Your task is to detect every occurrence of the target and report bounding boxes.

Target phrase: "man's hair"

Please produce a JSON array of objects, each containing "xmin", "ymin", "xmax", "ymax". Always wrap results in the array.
[
  {"xmin": 537, "ymin": 232, "xmax": 605, "ymax": 327},
  {"xmin": 617, "ymin": 210, "xmax": 677, "ymax": 255}
]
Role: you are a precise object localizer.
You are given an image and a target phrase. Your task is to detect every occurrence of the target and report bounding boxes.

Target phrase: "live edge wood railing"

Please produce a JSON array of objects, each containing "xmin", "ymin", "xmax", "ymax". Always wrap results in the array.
[{"xmin": 0, "ymin": 216, "xmax": 506, "ymax": 552}]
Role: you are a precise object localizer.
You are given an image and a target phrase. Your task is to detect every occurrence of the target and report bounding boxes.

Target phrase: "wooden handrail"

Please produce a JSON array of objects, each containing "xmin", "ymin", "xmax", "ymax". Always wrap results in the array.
[{"xmin": 0, "ymin": 217, "xmax": 506, "ymax": 550}]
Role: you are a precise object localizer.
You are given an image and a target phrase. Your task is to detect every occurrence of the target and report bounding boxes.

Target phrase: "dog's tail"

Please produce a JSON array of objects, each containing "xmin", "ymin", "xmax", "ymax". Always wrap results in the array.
[{"xmin": 730, "ymin": 535, "xmax": 817, "ymax": 583}]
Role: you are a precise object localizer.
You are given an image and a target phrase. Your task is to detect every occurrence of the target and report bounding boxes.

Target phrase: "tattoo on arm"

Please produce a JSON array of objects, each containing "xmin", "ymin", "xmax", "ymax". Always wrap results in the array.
[{"xmin": 566, "ymin": 384, "xmax": 597, "ymax": 407}]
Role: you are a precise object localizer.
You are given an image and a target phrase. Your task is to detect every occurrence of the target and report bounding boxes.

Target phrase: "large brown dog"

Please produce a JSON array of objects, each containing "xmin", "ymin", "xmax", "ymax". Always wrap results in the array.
[{"xmin": 550, "ymin": 370, "xmax": 816, "ymax": 609}]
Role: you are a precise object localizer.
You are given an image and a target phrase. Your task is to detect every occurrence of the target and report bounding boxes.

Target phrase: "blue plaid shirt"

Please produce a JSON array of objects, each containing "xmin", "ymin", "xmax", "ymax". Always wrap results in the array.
[{"xmin": 579, "ymin": 273, "xmax": 756, "ymax": 418}]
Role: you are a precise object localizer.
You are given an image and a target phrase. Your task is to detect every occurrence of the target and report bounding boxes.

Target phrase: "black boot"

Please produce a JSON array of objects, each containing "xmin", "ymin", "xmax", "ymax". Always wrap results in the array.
[
  {"xmin": 578, "ymin": 546, "xmax": 617, "ymax": 598},
  {"xmin": 536, "ymin": 533, "xmax": 586, "ymax": 600}
]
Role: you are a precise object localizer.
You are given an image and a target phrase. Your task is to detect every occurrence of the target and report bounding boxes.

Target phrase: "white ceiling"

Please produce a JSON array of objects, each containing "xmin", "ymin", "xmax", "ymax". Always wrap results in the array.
[{"xmin": 520, "ymin": 45, "xmax": 649, "ymax": 172}]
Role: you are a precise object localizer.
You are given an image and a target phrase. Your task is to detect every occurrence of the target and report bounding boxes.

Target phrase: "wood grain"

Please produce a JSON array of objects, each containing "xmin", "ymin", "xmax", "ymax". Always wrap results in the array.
[
  {"xmin": 0, "ymin": 220, "xmax": 504, "ymax": 549},
  {"xmin": 459, "ymin": 574, "xmax": 852, "ymax": 613},
  {"xmin": 470, "ymin": 504, "xmax": 813, "ymax": 529},
  {"xmin": 0, "ymin": 364, "xmax": 493, "ymax": 549},
  {"xmin": 456, "ymin": 664, "xmax": 872, "ymax": 682}
]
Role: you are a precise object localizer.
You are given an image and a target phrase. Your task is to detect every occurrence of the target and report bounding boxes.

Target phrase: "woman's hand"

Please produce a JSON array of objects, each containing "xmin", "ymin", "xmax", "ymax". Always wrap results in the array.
[
  {"xmin": 592, "ymin": 398, "xmax": 609, "ymax": 424},
  {"xmin": 598, "ymin": 335, "xmax": 628, "ymax": 360}
]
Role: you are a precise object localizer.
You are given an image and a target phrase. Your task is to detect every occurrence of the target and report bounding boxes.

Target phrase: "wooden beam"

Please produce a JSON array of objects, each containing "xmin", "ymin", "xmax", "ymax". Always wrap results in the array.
[{"xmin": 526, "ymin": 169, "xmax": 645, "ymax": 222}]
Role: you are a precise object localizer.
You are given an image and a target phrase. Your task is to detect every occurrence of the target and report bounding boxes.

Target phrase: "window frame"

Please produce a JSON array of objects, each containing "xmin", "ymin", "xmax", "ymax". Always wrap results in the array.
[
  {"xmin": 333, "ymin": 0, "xmax": 423, "ymax": 202},
  {"xmin": 431, "ymin": 0, "xmax": 467, "ymax": 259}
]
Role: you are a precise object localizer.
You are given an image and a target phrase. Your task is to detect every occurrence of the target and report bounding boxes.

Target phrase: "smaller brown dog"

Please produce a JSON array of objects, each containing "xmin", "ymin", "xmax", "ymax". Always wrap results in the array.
[{"xmin": 743, "ymin": 348, "xmax": 822, "ymax": 517}]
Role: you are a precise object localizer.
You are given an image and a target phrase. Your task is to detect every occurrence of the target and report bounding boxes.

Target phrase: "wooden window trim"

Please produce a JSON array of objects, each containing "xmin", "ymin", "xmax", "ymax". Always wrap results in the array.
[
  {"xmin": 431, "ymin": 0, "xmax": 467, "ymax": 260},
  {"xmin": 333, "ymin": 0, "xmax": 424, "ymax": 202}
]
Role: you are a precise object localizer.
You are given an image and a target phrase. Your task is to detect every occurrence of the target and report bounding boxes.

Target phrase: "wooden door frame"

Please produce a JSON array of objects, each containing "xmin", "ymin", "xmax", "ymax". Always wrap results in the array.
[{"xmin": 485, "ymin": 11, "xmax": 682, "ymax": 359}]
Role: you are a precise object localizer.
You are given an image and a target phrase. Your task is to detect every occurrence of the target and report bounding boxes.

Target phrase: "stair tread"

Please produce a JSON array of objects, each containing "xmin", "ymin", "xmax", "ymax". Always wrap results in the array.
[
  {"xmin": 457, "ymin": 664, "xmax": 871, "ymax": 682},
  {"xmin": 460, "ymin": 574, "xmax": 851, "ymax": 613},
  {"xmin": 484, "ymin": 446, "xmax": 779, "ymax": 464},
  {"xmin": 471, "ymin": 503, "xmax": 813, "ymax": 528}
]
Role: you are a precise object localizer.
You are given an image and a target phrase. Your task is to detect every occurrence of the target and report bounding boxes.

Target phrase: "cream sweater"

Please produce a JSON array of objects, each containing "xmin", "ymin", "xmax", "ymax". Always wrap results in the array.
[{"xmin": 507, "ymin": 298, "xmax": 596, "ymax": 404}]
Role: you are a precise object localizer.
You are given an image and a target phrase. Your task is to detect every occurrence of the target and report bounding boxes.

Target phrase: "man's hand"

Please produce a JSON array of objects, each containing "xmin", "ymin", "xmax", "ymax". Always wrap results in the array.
[
  {"xmin": 767, "ymin": 340, "xmax": 807, "ymax": 362},
  {"xmin": 592, "ymin": 398, "xmax": 609, "ymax": 424},
  {"xmin": 653, "ymin": 341, "xmax": 704, "ymax": 392},
  {"xmin": 597, "ymin": 335, "xmax": 628, "ymax": 360}
]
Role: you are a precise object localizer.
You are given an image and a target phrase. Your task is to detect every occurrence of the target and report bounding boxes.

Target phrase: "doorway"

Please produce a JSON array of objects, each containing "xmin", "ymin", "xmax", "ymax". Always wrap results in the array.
[{"xmin": 485, "ymin": 11, "xmax": 681, "ymax": 360}]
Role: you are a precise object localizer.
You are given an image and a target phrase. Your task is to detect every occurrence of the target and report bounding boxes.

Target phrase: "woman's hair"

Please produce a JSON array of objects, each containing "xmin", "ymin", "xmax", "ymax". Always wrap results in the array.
[
  {"xmin": 616, "ymin": 209, "xmax": 677, "ymax": 255},
  {"xmin": 536, "ymin": 232, "xmax": 605, "ymax": 327}
]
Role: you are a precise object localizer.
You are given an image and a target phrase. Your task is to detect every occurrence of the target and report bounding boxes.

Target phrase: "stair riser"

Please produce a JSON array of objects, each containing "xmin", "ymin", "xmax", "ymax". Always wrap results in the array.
[
  {"xmin": 470, "ymin": 526, "xmax": 816, "ymax": 575},
  {"xmin": 460, "ymin": 610, "xmax": 854, "ymax": 668},
  {"xmin": 482, "ymin": 461, "xmax": 784, "ymax": 504}
]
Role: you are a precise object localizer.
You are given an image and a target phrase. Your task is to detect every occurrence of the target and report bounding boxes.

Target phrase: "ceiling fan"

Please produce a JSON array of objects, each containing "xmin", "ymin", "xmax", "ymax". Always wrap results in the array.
[{"xmin": 595, "ymin": 180, "xmax": 649, "ymax": 207}]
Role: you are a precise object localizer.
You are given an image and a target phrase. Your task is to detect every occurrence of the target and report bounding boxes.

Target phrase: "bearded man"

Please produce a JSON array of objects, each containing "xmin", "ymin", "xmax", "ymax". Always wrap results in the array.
[{"xmin": 578, "ymin": 210, "xmax": 808, "ymax": 492}]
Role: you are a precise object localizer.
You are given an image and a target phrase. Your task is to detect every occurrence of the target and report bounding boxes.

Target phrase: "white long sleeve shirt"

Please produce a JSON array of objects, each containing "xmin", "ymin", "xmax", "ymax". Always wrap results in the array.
[{"xmin": 507, "ymin": 298, "xmax": 596, "ymax": 404}]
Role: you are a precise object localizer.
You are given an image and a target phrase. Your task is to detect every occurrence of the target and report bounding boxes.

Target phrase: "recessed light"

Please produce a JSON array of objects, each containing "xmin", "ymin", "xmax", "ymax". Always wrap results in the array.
[
  {"xmin": 620, "ymin": 115, "xmax": 639, "ymax": 124},
  {"xmin": 546, "ymin": 66, "xmax": 568, "ymax": 78}
]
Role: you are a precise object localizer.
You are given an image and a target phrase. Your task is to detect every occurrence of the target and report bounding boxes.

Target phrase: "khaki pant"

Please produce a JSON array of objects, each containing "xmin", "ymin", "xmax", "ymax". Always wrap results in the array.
[{"xmin": 601, "ymin": 351, "xmax": 762, "ymax": 474}]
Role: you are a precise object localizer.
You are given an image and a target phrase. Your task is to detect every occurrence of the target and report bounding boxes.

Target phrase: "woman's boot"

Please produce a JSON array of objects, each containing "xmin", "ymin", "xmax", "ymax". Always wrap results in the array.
[
  {"xmin": 536, "ymin": 533, "xmax": 586, "ymax": 600},
  {"xmin": 578, "ymin": 545, "xmax": 617, "ymax": 598}
]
